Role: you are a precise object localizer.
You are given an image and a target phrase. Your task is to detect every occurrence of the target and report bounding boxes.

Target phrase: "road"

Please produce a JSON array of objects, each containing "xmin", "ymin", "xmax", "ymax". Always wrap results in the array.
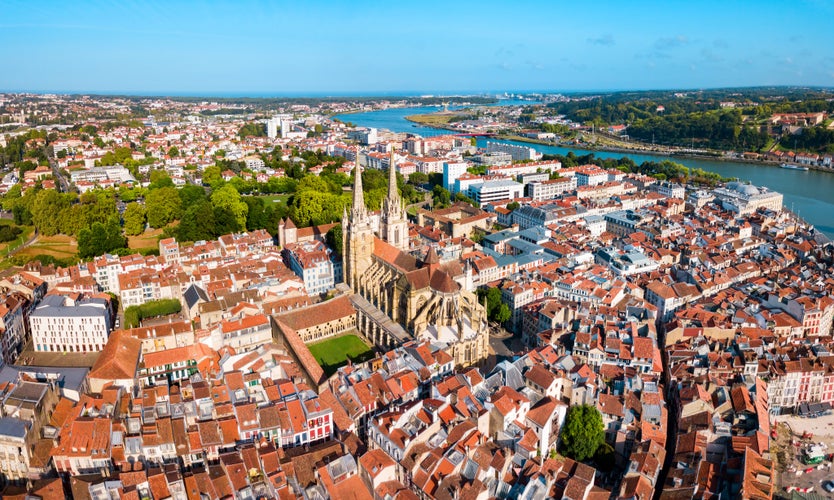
[{"xmin": 49, "ymin": 157, "xmax": 70, "ymax": 192}]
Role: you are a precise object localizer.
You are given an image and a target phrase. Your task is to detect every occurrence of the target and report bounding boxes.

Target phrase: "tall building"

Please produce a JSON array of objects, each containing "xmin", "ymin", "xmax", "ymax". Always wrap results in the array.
[
  {"xmin": 267, "ymin": 116, "xmax": 280, "ymax": 139},
  {"xmin": 342, "ymin": 151, "xmax": 489, "ymax": 367},
  {"xmin": 443, "ymin": 161, "xmax": 469, "ymax": 193}
]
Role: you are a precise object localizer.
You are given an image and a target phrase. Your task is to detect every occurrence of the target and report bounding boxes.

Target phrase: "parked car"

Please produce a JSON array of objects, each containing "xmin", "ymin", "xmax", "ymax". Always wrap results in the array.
[{"xmin": 822, "ymin": 480, "xmax": 834, "ymax": 493}]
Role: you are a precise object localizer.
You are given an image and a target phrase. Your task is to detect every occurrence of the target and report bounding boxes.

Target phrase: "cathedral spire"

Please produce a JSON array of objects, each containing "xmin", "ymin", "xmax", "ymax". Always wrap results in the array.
[
  {"xmin": 351, "ymin": 148, "xmax": 366, "ymax": 220},
  {"xmin": 387, "ymin": 148, "xmax": 400, "ymax": 205}
]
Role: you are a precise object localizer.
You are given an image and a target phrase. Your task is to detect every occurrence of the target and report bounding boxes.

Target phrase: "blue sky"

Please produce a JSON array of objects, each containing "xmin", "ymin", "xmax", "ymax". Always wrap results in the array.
[{"xmin": 1, "ymin": 0, "xmax": 833, "ymax": 95}]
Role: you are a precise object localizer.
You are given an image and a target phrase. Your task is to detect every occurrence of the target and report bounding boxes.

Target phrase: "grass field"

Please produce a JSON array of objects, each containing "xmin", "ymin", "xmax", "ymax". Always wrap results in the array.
[
  {"xmin": 128, "ymin": 227, "xmax": 164, "ymax": 250},
  {"xmin": 259, "ymin": 194, "xmax": 291, "ymax": 205},
  {"xmin": 308, "ymin": 333, "xmax": 374, "ymax": 375},
  {"xmin": 405, "ymin": 112, "xmax": 466, "ymax": 126},
  {"xmin": 0, "ymin": 221, "xmax": 34, "ymax": 256},
  {"xmin": 15, "ymin": 234, "xmax": 77, "ymax": 260}
]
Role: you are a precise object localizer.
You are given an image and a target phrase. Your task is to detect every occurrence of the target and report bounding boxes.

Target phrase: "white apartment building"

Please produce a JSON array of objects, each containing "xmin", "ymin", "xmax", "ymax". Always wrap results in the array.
[
  {"xmin": 485, "ymin": 141, "xmax": 542, "ymax": 161},
  {"xmin": 652, "ymin": 181, "xmax": 685, "ymax": 199},
  {"xmin": 30, "ymin": 294, "xmax": 111, "ymax": 353},
  {"xmin": 283, "ymin": 240, "xmax": 342, "ymax": 296},
  {"xmin": 468, "ymin": 179, "xmax": 524, "ymax": 207},
  {"xmin": 526, "ymin": 177, "xmax": 577, "ymax": 201},
  {"xmin": 443, "ymin": 161, "xmax": 469, "ymax": 192},
  {"xmin": 574, "ymin": 166, "xmax": 609, "ymax": 187},
  {"xmin": 486, "ymin": 160, "xmax": 561, "ymax": 178},
  {"xmin": 70, "ymin": 165, "xmax": 136, "ymax": 185}
]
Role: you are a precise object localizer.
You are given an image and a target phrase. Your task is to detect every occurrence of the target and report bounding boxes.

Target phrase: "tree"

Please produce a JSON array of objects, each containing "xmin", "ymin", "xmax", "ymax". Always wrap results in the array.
[
  {"xmin": 177, "ymin": 200, "xmax": 216, "ymax": 242},
  {"xmin": 238, "ymin": 123, "xmax": 267, "ymax": 138},
  {"xmin": 210, "ymin": 184, "xmax": 248, "ymax": 231},
  {"xmin": 326, "ymin": 224, "xmax": 343, "ymax": 254},
  {"xmin": 1, "ymin": 184, "xmax": 22, "ymax": 211},
  {"xmin": 494, "ymin": 304, "xmax": 512, "ymax": 323},
  {"xmin": 178, "ymin": 184, "xmax": 207, "ymax": 208},
  {"xmin": 149, "ymin": 169, "xmax": 174, "ymax": 189},
  {"xmin": 31, "ymin": 190, "xmax": 70, "ymax": 236},
  {"xmin": 560, "ymin": 404, "xmax": 604, "ymax": 462},
  {"xmin": 78, "ymin": 217, "xmax": 126, "ymax": 258},
  {"xmin": 202, "ymin": 165, "xmax": 223, "ymax": 187},
  {"xmin": 123, "ymin": 203, "xmax": 147, "ymax": 236},
  {"xmin": 432, "ymin": 185, "xmax": 451, "ymax": 209},
  {"xmin": 507, "ymin": 201, "xmax": 520, "ymax": 211},
  {"xmin": 145, "ymin": 187, "xmax": 182, "ymax": 228},
  {"xmin": 408, "ymin": 172, "xmax": 429, "ymax": 185},
  {"xmin": 167, "ymin": 146, "xmax": 179, "ymax": 157},
  {"xmin": 454, "ymin": 192, "xmax": 477, "ymax": 207}
]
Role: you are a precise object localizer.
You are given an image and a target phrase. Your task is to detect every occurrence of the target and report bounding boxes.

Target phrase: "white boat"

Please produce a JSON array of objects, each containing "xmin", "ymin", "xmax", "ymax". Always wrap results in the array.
[{"xmin": 781, "ymin": 163, "xmax": 809, "ymax": 171}]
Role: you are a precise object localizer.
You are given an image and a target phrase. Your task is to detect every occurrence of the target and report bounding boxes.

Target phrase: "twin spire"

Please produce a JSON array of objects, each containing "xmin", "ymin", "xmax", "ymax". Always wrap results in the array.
[
  {"xmin": 350, "ymin": 148, "xmax": 367, "ymax": 221},
  {"xmin": 387, "ymin": 148, "xmax": 400, "ymax": 205}
]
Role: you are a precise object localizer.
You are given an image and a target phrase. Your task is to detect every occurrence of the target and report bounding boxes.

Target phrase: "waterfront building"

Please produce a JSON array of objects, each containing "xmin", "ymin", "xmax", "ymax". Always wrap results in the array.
[
  {"xmin": 485, "ymin": 141, "xmax": 542, "ymax": 161},
  {"xmin": 713, "ymin": 182, "xmax": 783, "ymax": 215}
]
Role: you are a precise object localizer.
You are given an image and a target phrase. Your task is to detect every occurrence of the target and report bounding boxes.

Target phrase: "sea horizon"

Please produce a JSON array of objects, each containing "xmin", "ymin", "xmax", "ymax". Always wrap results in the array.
[{"xmin": 2, "ymin": 85, "xmax": 832, "ymax": 100}]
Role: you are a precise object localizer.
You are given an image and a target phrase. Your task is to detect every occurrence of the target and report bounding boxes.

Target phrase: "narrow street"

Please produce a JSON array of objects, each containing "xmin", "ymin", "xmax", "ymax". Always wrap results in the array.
[{"xmin": 654, "ymin": 326, "xmax": 678, "ymax": 500}]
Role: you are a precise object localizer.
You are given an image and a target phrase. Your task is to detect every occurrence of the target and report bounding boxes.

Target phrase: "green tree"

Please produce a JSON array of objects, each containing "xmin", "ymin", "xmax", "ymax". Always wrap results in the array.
[
  {"xmin": 177, "ymin": 200, "xmax": 216, "ymax": 242},
  {"xmin": 123, "ymin": 203, "xmax": 147, "ymax": 236},
  {"xmin": 560, "ymin": 404, "xmax": 604, "ymax": 462},
  {"xmin": 326, "ymin": 224, "xmax": 343, "ymax": 254},
  {"xmin": 210, "ymin": 184, "xmax": 248, "ymax": 230},
  {"xmin": 432, "ymin": 185, "xmax": 451, "ymax": 209},
  {"xmin": 494, "ymin": 304, "xmax": 512, "ymax": 323},
  {"xmin": 213, "ymin": 206, "xmax": 240, "ymax": 235},
  {"xmin": 78, "ymin": 217, "xmax": 126, "ymax": 258},
  {"xmin": 178, "ymin": 184, "xmax": 207, "ymax": 208},
  {"xmin": 149, "ymin": 170, "xmax": 174, "ymax": 189},
  {"xmin": 507, "ymin": 201, "xmax": 520, "ymax": 211},
  {"xmin": 238, "ymin": 123, "xmax": 267, "ymax": 138},
  {"xmin": 476, "ymin": 287, "xmax": 504, "ymax": 320},
  {"xmin": 1, "ymin": 184, "xmax": 22, "ymax": 211},
  {"xmin": 145, "ymin": 187, "xmax": 182, "ymax": 228},
  {"xmin": 202, "ymin": 165, "xmax": 223, "ymax": 187},
  {"xmin": 408, "ymin": 172, "xmax": 429, "ymax": 185},
  {"xmin": 167, "ymin": 146, "xmax": 179, "ymax": 157},
  {"xmin": 31, "ymin": 190, "xmax": 70, "ymax": 236}
]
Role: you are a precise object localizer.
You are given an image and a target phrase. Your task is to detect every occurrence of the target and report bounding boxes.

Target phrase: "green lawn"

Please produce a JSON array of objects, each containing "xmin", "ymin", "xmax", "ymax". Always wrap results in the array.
[
  {"xmin": 308, "ymin": 333, "xmax": 374, "ymax": 375},
  {"xmin": 0, "ymin": 223, "xmax": 34, "ymax": 257},
  {"xmin": 259, "ymin": 194, "xmax": 290, "ymax": 204}
]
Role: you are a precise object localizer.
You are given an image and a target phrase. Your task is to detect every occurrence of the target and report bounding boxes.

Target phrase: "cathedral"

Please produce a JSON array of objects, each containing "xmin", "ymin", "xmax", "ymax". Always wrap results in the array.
[{"xmin": 342, "ymin": 150, "xmax": 489, "ymax": 367}]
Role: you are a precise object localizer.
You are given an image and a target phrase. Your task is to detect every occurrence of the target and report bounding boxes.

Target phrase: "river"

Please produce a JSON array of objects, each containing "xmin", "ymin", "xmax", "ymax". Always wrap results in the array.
[{"xmin": 335, "ymin": 103, "xmax": 834, "ymax": 237}]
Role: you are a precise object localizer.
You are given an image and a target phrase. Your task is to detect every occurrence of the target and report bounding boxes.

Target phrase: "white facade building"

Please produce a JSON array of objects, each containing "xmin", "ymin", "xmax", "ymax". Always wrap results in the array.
[
  {"xmin": 526, "ymin": 177, "xmax": 577, "ymax": 201},
  {"xmin": 30, "ymin": 294, "xmax": 111, "ymax": 353},
  {"xmin": 443, "ymin": 161, "xmax": 469, "ymax": 192},
  {"xmin": 713, "ymin": 182, "xmax": 783, "ymax": 215},
  {"xmin": 468, "ymin": 179, "xmax": 524, "ymax": 207},
  {"xmin": 485, "ymin": 141, "xmax": 542, "ymax": 162}
]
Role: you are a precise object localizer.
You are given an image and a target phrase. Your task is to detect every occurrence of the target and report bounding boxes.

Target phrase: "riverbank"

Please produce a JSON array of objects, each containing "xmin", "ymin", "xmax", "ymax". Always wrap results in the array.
[
  {"xmin": 495, "ymin": 133, "xmax": 834, "ymax": 174},
  {"xmin": 404, "ymin": 114, "xmax": 462, "ymax": 129},
  {"xmin": 404, "ymin": 112, "xmax": 467, "ymax": 127},
  {"xmin": 344, "ymin": 105, "xmax": 834, "ymax": 237}
]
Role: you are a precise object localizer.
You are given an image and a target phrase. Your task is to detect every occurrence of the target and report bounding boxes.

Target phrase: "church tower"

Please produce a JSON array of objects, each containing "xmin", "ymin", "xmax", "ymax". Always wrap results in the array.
[
  {"xmin": 380, "ymin": 148, "xmax": 409, "ymax": 250},
  {"xmin": 343, "ymin": 150, "xmax": 375, "ymax": 292}
]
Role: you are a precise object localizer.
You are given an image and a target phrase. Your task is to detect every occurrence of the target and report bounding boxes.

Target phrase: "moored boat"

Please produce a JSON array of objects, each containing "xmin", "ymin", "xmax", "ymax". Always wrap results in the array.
[{"xmin": 781, "ymin": 163, "xmax": 809, "ymax": 171}]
